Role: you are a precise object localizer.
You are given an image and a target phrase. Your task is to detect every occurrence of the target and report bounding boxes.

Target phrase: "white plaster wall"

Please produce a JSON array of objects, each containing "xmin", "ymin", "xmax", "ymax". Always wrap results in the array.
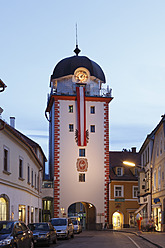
[
  {"xmin": 0, "ymin": 129, "xmax": 42, "ymax": 223},
  {"xmin": 58, "ymin": 100, "xmax": 105, "ymax": 219}
]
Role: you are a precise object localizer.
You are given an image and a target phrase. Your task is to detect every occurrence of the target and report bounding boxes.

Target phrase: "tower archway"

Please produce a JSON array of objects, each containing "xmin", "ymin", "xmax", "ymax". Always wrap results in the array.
[{"xmin": 68, "ymin": 202, "xmax": 96, "ymax": 230}]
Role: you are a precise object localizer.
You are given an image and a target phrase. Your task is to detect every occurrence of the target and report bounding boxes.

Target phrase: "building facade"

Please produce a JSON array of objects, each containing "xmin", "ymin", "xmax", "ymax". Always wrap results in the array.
[
  {"xmin": 109, "ymin": 148, "xmax": 140, "ymax": 228},
  {"xmin": 139, "ymin": 115, "xmax": 165, "ymax": 231},
  {"xmin": 0, "ymin": 118, "xmax": 46, "ymax": 224},
  {"xmin": 45, "ymin": 47, "xmax": 113, "ymax": 229}
]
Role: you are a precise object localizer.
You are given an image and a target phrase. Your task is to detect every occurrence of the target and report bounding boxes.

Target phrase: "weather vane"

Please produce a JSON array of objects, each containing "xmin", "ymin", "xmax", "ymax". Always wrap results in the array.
[{"xmin": 74, "ymin": 23, "xmax": 81, "ymax": 56}]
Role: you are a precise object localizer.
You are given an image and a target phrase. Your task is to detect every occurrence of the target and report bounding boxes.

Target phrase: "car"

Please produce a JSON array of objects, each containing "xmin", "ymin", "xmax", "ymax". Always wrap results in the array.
[
  {"xmin": 50, "ymin": 218, "xmax": 74, "ymax": 239},
  {"xmin": 0, "ymin": 220, "xmax": 34, "ymax": 248},
  {"xmin": 71, "ymin": 219, "xmax": 82, "ymax": 234},
  {"xmin": 28, "ymin": 222, "xmax": 57, "ymax": 246}
]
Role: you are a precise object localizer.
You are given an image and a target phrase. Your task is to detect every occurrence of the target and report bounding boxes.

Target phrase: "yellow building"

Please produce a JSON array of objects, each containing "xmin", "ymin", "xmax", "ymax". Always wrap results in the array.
[{"xmin": 109, "ymin": 148, "xmax": 140, "ymax": 228}]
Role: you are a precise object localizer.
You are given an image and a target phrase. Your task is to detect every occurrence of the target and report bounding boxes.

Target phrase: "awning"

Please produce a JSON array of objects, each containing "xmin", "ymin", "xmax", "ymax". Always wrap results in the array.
[{"xmin": 134, "ymin": 204, "xmax": 146, "ymax": 215}]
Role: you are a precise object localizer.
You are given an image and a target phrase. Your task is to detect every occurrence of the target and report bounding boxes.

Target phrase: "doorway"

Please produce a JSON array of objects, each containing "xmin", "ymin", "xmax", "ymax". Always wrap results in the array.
[{"xmin": 112, "ymin": 211, "xmax": 123, "ymax": 229}]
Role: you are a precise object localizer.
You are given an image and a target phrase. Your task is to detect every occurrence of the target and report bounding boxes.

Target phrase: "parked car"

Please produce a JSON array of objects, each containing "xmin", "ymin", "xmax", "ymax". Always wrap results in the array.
[
  {"xmin": 0, "ymin": 220, "xmax": 34, "ymax": 248},
  {"xmin": 28, "ymin": 222, "xmax": 57, "ymax": 246},
  {"xmin": 50, "ymin": 218, "xmax": 74, "ymax": 239},
  {"xmin": 71, "ymin": 219, "xmax": 82, "ymax": 234}
]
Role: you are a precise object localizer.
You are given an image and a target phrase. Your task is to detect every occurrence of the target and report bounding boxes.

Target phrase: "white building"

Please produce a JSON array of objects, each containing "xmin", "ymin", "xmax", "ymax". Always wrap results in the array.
[
  {"xmin": 0, "ymin": 117, "xmax": 46, "ymax": 224},
  {"xmin": 45, "ymin": 47, "xmax": 113, "ymax": 229}
]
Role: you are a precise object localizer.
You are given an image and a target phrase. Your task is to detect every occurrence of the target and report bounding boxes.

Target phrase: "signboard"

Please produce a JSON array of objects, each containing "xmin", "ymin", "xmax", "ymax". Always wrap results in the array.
[{"xmin": 115, "ymin": 198, "xmax": 125, "ymax": 202}]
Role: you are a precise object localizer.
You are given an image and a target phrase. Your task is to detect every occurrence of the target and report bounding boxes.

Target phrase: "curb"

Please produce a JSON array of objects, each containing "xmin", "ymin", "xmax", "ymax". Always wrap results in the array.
[{"xmin": 104, "ymin": 229, "xmax": 163, "ymax": 248}]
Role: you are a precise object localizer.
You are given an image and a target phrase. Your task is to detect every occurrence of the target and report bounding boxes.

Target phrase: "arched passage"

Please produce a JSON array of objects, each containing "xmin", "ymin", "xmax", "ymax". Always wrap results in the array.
[
  {"xmin": 68, "ymin": 202, "xmax": 96, "ymax": 230},
  {"xmin": 112, "ymin": 211, "xmax": 123, "ymax": 229}
]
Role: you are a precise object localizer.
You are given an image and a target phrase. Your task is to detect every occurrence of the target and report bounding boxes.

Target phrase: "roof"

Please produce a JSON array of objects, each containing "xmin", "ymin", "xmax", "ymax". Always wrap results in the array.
[
  {"xmin": 139, "ymin": 114, "xmax": 165, "ymax": 153},
  {"xmin": 51, "ymin": 55, "xmax": 106, "ymax": 83},
  {"xmin": 109, "ymin": 150, "xmax": 141, "ymax": 181},
  {"xmin": 0, "ymin": 119, "xmax": 47, "ymax": 167}
]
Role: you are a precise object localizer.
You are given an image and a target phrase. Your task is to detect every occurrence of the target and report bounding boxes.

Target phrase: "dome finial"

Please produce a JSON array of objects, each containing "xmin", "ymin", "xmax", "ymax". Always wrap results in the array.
[{"xmin": 74, "ymin": 23, "xmax": 81, "ymax": 56}]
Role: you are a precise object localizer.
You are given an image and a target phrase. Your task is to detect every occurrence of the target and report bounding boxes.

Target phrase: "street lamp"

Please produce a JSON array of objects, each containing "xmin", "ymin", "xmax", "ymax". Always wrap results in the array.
[{"xmin": 123, "ymin": 161, "xmax": 136, "ymax": 167}]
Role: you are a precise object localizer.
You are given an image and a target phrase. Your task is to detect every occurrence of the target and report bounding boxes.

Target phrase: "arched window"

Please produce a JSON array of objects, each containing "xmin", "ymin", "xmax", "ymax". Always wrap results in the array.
[{"xmin": 0, "ymin": 197, "xmax": 7, "ymax": 221}]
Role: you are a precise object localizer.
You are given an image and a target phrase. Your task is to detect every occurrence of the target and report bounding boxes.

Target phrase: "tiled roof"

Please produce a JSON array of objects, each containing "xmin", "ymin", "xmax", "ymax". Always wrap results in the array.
[
  {"xmin": 0, "ymin": 119, "xmax": 47, "ymax": 167},
  {"xmin": 109, "ymin": 150, "xmax": 140, "ymax": 181}
]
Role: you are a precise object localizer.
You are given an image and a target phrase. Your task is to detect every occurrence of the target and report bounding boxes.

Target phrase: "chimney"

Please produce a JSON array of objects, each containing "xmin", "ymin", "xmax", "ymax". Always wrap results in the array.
[
  {"xmin": 132, "ymin": 147, "xmax": 136, "ymax": 153},
  {"xmin": 10, "ymin": 117, "xmax": 15, "ymax": 128}
]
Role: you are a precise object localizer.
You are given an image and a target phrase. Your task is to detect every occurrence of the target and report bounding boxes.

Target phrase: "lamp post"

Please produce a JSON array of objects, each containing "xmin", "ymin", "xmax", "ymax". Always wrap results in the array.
[{"xmin": 123, "ymin": 161, "xmax": 142, "ymax": 231}]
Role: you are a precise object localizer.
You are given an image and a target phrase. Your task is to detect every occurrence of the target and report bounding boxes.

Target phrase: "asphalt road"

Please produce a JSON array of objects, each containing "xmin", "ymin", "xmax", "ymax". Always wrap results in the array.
[{"xmin": 37, "ymin": 231, "xmax": 158, "ymax": 248}]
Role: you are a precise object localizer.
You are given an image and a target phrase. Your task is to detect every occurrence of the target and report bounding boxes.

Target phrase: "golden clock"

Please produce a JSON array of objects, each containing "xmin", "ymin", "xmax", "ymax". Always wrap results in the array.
[{"xmin": 75, "ymin": 70, "xmax": 88, "ymax": 83}]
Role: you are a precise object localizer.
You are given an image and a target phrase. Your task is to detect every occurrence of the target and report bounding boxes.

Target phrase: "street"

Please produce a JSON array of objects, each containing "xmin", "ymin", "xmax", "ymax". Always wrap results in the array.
[{"xmin": 37, "ymin": 231, "xmax": 158, "ymax": 248}]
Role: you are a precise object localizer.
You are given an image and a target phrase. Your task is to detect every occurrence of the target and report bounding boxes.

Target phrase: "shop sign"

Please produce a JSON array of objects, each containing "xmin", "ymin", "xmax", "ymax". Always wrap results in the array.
[
  {"xmin": 154, "ymin": 198, "xmax": 160, "ymax": 204},
  {"xmin": 115, "ymin": 198, "xmax": 125, "ymax": 202}
]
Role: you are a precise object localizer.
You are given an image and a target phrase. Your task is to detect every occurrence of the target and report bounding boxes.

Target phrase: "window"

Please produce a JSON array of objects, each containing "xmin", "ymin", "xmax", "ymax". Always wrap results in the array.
[
  {"xmin": 133, "ymin": 186, "xmax": 138, "ymax": 198},
  {"xmin": 158, "ymin": 167, "xmax": 161, "ymax": 190},
  {"xmin": 69, "ymin": 105, "xmax": 73, "ymax": 113},
  {"xmin": 27, "ymin": 165, "xmax": 30, "ymax": 184},
  {"xmin": 114, "ymin": 185, "xmax": 123, "ymax": 197},
  {"xmin": 160, "ymin": 139, "xmax": 162, "ymax": 155},
  {"xmin": 79, "ymin": 173, "xmax": 85, "ymax": 182},
  {"xmin": 4, "ymin": 147, "xmax": 9, "ymax": 172},
  {"xmin": 19, "ymin": 158, "xmax": 23, "ymax": 179},
  {"xmin": 90, "ymin": 106, "xmax": 95, "ymax": 114},
  {"xmin": 117, "ymin": 167, "xmax": 123, "ymax": 176},
  {"xmin": 35, "ymin": 173, "xmax": 37, "ymax": 189},
  {"xmin": 69, "ymin": 124, "xmax": 74, "ymax": 132},
  {"xmin": 90, "ymin": 125, "xmax": 95, "ymax": 133},
  {"xmin": 135, "ymin": 168, "xmax": 138, "ymax": 177},
  {"xmin": 157, "ymin": 143, "xmax": 159, "ymax": 157},
  {"xmin": 79, "ymin": 149, "xmax": 85, "ymax": 157},
  {"xmin": 154, "ymin": 171, "xmax": 156, "ymax": 191},
  {"xmin": 31, "ymin": 170, "xmax": 34, "ymax": 187}
]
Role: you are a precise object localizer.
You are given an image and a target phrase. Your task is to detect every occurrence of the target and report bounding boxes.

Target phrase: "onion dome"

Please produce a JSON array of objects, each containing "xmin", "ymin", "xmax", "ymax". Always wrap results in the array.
[{"xmin": 51, "ymin": 47, "xmax": 106, "ymax": 83}]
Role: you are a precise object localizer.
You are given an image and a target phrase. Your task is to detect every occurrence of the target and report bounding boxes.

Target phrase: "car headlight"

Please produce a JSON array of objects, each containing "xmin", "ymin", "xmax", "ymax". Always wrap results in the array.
[{"xmin": 0, "ymin": 237, "xmax": 12, "ymax": 245}]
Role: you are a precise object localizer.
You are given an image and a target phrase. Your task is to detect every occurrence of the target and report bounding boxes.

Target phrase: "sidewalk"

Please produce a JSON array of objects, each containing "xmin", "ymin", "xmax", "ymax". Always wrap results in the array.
[{"xmin": 112, "ymin": 228, "xmax": 165, "ymax": 248}]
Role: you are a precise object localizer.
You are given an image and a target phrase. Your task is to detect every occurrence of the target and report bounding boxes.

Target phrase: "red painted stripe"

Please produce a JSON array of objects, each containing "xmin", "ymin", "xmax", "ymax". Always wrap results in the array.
[
  {"xmin": 76, "ymin": 87, "xmax": 81, "ymax": 146},
  {"xmin": 83, "ymin": 87, "xmax": 87, "ymax": 146}
]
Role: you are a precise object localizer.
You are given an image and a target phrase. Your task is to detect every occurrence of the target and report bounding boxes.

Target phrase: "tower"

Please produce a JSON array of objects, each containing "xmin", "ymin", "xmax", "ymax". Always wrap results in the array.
[{"xmin": 45, "ymin": 47, "xmax": 113, "ymax": 228}]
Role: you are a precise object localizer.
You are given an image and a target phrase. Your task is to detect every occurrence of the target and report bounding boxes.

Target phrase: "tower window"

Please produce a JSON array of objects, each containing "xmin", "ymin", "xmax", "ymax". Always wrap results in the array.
[
  {"xmin": 79, "ymin": 173, "xmax": 85, "ymax": 182},
  {"xmin": 90, "ymin": 106, "xmax": 95, "ymax": 114},
  {"xmin": 69, "ymin": 105, "xmax": 73, "ymax": 113},
  {"xmin": 90, "ymin": 125, "xmax": 95, "ymax": 133},
  {"xmin": 79, "ymin": 149, "xmax": 85, "ymax": 157},
  {"xmin": 69, "ymin": 124, "xmax": 74, "ymax": 132}
]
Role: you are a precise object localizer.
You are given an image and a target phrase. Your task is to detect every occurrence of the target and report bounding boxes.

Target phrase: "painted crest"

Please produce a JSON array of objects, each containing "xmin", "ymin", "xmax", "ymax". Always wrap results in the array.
[{"xmin": 76, "ymin": 158, "xmax": 88, "ymax": 172}]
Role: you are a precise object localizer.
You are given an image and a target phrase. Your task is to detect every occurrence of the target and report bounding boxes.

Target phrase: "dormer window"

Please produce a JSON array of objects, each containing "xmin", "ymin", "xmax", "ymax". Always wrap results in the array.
[{"xmin": 117, "ymin": 167, "xmax": 123, "ymax": 176}]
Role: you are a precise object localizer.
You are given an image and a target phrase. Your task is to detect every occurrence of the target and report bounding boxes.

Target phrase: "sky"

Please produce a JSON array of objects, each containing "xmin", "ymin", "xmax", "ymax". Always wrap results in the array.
[{"xmin": 1, "ymin": 0, "xmax": 165, "ymax": 160}]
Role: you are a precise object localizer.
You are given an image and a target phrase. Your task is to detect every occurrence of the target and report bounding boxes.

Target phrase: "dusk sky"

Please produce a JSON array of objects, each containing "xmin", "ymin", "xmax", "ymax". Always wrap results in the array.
[{"xmin": 1, "ymin": 0, "xmax": 165, "ymax": 159}]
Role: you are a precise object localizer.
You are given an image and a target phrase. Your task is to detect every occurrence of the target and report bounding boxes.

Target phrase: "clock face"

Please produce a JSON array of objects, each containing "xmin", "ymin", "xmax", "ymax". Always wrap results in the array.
[{"xmin": 75, "ymin": 70, "xmax": 88, "ymax": 83}]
